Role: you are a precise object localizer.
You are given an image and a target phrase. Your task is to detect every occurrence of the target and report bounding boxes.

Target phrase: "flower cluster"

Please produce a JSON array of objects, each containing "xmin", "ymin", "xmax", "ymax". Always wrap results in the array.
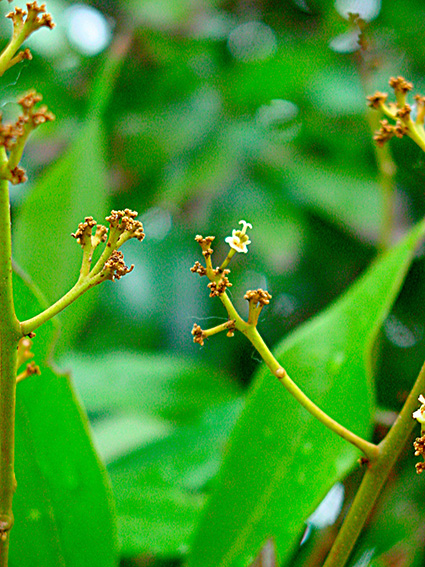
[
  {"xmin": 1, "ymin": 3, "xmax": 54, "ymax": 77},
  {"xmin": 367, "ymin": 77, "xmax": 425, "ymax": 150},
  {"xmin": 191, "ymin": 323, "xmax": 206, "ymax": 346},
  {"xmin": 244, "ymin": 289, "xmax": 272, "ymax": 307},
  {"xmin": 245, "ymin": 289, "xmax": 272, "ymax": 325},
  {"xmin": 72, "ymin": 217, "xmax": 107, "ymax": 249},
  {"xmin": 191, "ymin": 320, "xmax": 236, "ymax": 346},
  {"xmin": 207, "ymin": 271, "xmax": 232, "ymax": 297},
  {"xmin": 72, "ymin": 209, "xmax": 144, "ymax": 284},
  {"xmin": 0, "ymin": 91, "xmax": 55, "ymax": 184},
  {"xmin": 102, "ymin": 250, "xmax": 134, "ymax": 281},
  {"xmin": 7, "ymin": 3, "xmax": 54, "ymax": 37},
  {"xmin": 191, "ymin": 220, "xmax": 273, "ymax": 346}
]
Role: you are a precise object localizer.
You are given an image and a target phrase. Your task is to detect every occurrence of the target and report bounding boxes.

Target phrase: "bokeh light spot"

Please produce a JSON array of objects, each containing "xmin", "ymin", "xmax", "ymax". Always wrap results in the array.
[{"xmin": 65, "ymin": 4, "xmax": 112, "ymax": 56}]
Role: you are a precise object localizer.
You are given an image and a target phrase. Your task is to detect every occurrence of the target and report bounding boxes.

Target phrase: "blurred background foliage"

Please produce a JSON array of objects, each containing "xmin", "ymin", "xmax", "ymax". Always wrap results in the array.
[{"xmin": 6, "ymin": 0, "xmax": 425, "ymax": 565}]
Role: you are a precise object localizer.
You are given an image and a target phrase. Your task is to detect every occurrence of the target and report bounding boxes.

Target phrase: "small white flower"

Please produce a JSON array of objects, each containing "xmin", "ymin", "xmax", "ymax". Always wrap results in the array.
[
  {"xmin": 225, "ymin": 220, "xmax": 252, "ymax": 254},
  {"xmin": 413, "ymin": 395, "xmax": 425, "ymax": 424}
]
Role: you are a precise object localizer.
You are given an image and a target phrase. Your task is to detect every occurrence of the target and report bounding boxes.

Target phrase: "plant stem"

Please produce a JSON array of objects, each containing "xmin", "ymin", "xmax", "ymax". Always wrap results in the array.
[
  {"xmin": 244, "ymin": 325, "xmax": 379, "ymax": 461},
  {"xmin": 20, "ymin": 275, "xmax": 101, "ymax": 335},
  {"xmin": 367, "ymin": 111, "xmax": 397, "ymax": 254},
  {"xmin": 323, "ymin": 360, "xmax": 425, "ymax": 567},
  {"xmin": 0, "ymin": 163, "xmax": 23, "ymax": 564},
  {"xmin": 216, "ymin": 291, "xmax": 379, "ymax": 461}
]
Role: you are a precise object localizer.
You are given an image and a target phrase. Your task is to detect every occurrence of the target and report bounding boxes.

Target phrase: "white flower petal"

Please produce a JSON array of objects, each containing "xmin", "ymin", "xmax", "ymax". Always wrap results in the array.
[{"xmin": 413, "ymin": 408, "xmax": 425, "ymax": 423}]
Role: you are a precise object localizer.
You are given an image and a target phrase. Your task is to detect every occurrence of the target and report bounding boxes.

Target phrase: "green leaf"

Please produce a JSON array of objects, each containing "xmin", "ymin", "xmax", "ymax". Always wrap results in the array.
[
  {"xmin": 189, "ymin": 220, "xmax": 425, "ymax": 567},
  {"xmin": 65, "ymin": 350, "xmax": 242, "ymax": 557},
  {"xmin": 285, "ymin": 155, "xmax": 381, "ymax": 242},
  {"xmin": 66, "ymin": 351, "xmax": 241, "ymax": 426},
  {"xmin": 10, "ymin": 267, "xmax": 118, "ymax": 567},
  {"xmin": 107, "ymin": 402, "xmax": 242, "ymax": 558}
]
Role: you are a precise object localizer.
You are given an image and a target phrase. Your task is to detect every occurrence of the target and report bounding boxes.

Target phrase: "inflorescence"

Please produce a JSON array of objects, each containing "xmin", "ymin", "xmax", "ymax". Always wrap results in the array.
[
  {"xmin": 190, "ymin": 220, "xmax": 273, "ymax": 345},
  {"xmin": 0, "ymin": 3, "xmax": 54, "ymax": 74},
  {"xmin": 367, "ymin": 76, "xmax": 425, "ymax": 151},
  {"xmin": 0, "ymin": 90, "xmax": 55, "ymax": 184},
  {"xmin": 72, "ymin": 209, "xmax": 145, "ymax": 284},
  {"xmin": 0, "ymin": 2, "xmax": 55, "ymax": 184}
]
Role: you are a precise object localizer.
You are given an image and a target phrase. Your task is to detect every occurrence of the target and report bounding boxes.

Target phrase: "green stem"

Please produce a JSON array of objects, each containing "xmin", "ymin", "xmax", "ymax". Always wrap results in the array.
[
  {"xmin": 216, "ymin": 290, "xmax": 378, "ymax": 460},
  {"xmin": 367, "ymin": 110, "xmax": 397, "ymax": 254},
  {"xmin": 243, "ymin": 325, "xmax": 379, "ymax": 461},
  {"xmin": 7, "ymin": 123, "xmax": 32, "ymax": 173},
  {"xmin": 323, "ymin": 360, "xmax": 425, "ymax": 567},
  {"xmin": 0, "ymin": 30, "xmax": 27, "ymax": 78},
  {"xmin": 408, "ymin": 124, "xmax": 425, "ymax": 153},
  {"xmin": 0, "ymin": 167, "xmax": 22, "ymax": 564},
  {"xmin": 20, "ymin": 275, "xmax": 102, "ymax": 336},
  {"xmin": 203, "ymin": 321, "xmax": 235, "ymax": 338},
  {"xmin": 220, "ymin": 249, "xmax": 236, "ymax": 271}
]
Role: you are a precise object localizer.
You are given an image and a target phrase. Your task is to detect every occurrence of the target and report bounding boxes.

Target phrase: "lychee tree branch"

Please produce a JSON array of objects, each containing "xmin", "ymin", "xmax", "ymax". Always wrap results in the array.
[
  {"xmin": 191, "ymin": 229, "xmax": 379, "ymax": 462},
  {"xmin": 0, "ymin": 154, "xmax": 23, "ymax": 565},
  {"xmin": 323, "ymin": 361, "xmax": 425, "ymax": 566}
]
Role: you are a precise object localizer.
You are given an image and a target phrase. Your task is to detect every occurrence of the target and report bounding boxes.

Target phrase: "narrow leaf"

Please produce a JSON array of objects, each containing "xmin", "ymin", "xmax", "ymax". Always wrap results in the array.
[{"xmin": 10, "ymin": 267, "xmax": 118, "ymax": 567}]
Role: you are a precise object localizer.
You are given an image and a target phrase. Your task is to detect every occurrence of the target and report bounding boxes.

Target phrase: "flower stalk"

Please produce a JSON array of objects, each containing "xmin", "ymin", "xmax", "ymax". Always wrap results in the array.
[{"xmin": 191, "ymin": 221, "xmax": 379, "ymax": 462}]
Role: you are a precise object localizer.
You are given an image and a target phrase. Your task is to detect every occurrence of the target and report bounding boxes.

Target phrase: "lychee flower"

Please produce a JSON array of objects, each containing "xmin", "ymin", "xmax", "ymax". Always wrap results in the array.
[
  {"xmin": 413, "ymin": 395, "xmax": 425, "ymax": 424},
  {"xmin": 225, "ymin": 220, "xmax": 252, "ymax": 254}
]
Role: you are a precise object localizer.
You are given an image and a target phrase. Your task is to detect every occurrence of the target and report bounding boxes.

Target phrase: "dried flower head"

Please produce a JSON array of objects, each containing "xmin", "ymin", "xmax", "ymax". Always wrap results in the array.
[
  {"xmin": 191, "ymin": 323, "xmax": 206, "ymax": 346},
  {"xmin": 366, "ymin": 91, "xmax": 388, "ymax": 109},
  {"xmin": 195, "ymin": 235, "xmax": 215, "ymax": 246},
  {"xmin": 244, "ymin": 289, "xmax": 272, "ymax": 306},
  {"xmin": 414, "ymin": 435, "xmax": 425, "ymax": 457},
  {"xmin": 7, "ymin": 2, "xmax": 54, "ymax": 35},
  {"xmin": 373, "ymin": 119, "xmax": 395, "ymax": 147},
  {"xmin": 190, "ymin": 261, "xmax": 207, "ymax": 276},
  {"xmin": 72, "ymin": 217, "xmax": 97, "ymax": 247},
  {"xmin": 207, "ymin": 277, "xmax": 232, "ymax": 298},
  {"xmin": 389, "ymin": 76, "xmax": 413, "ymax": 93},
  {"xmin": 225, "ymin": 220, "xmax": 252, "ymax": 254},
  {"xmin": 9, "ymin": 166, "xmax": 26, "ymax": 185},
  {"xmin": 102, "ymin": 250, "xmax": 134, "ymax": 281},
  {"xmin": 0, "ymin": 115, "xmax": 25, "ymax": 150},
  {"xmin": 106, "ymin": 209, "xmax": 145, "ymax": 245},
  {"xmin": 195, "ymin": 235, "xmax": 215, "ymax": 259},
  {"xmin": 394, "ymin": 119, "xmax": 408, "ymax": 139}
]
